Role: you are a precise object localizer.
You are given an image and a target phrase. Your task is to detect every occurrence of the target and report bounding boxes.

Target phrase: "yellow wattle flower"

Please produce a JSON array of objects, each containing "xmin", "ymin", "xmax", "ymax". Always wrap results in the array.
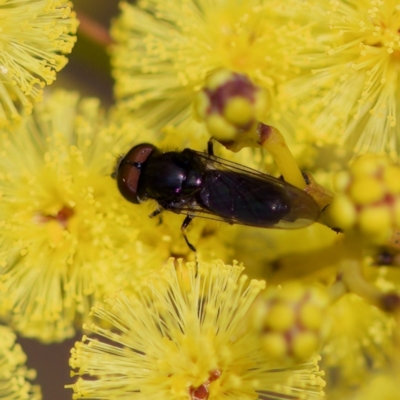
[
  {"xmin": 0, "ymin": 0, "xmax": 78, "ymax": 126},
  {"xmin": 322, "ymin": 292, "xmax": 396, "ymax": 392},
  {"xmin": 0, "ymin": 90, "xmax": 180, "ymax": 343},
  {"xmin": 193, "ymin": 69, "xmax": 270, "ymax": 142},
  {"xmin": 352, "ymin": 372, "xmax": 400, "ymax": 400},
  {"xmin": 69, "ymin": 259, "xmax": 325, "ymax": 400},
  {"xmin": 249, "ymin": 281, "xmax": 329, "ymax": 363},
  {"xmin": 111, "ymin": 0, "xmax": 310, "ymax": 130},
  {"xmin": 329, "ymin": 154, "xmax": 400, "ymax": 242},
  {"xmin": 0, "ymin": 325, "xmax": 41, "ymax": 399},
  {"xmin": 278, "ymin": 0, "xmax": 400, "ymax": 157}
]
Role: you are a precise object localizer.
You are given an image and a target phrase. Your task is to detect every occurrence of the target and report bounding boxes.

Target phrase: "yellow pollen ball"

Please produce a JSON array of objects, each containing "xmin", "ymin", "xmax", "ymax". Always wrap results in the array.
[
  {"xmin": 292, "ymin": 332, "xmax": 318, "ymax": 360},
  {"xmin": 206, "ymin": 69, "xmax": 233, "ymax": 90},
  {"xmin": 383, "ymin": 165, "xmax": 400, "ymax": 194},
  {"xmin": 206, "ymin": 114, "xmax": 237, "ymax": 141},
  {"xmin": 328, "ymin": 194, "xmax": 357, "ymax": 230},
  {"xmin": 349, "ymin": 177, "xmax": 385, "ymax": 205},
  {"xmin": 333, "ymin": 171, "xmax": 351, "ymax": 192},
  {"xmin": 351, "ymin": 154, "xmax": 389, "ymax": 177},
  {"xmin": 299, "ymin": 303, "xmax": 322, "ymax": 330},
  {"xmin": 309, "ymin": 287, "xmax": 328, "ymax": 305},
  {"xmin": 358, "ymin": 205, "xmax": 391, "ymax": 237},
  {"xmin": 360, "ymin": 375, "xmax": 399, "ymax": 400},
  {"xmin": 261, "ymin": 333, "xmax": 287, "ymax": 359},
  {"xmin": 223, "ymin": 97, "xmax": 254, "ymax": 126},
  {"xmin": 193, "ymin": 91, "xmax": 210, "ymax": 121},
  {"xmin": 254, "ymin": 90, "xmax": 270, "ymax": 118},
  {"xmin": 265, "ymin": 303, "xmax": 295, "ymax": 331}
]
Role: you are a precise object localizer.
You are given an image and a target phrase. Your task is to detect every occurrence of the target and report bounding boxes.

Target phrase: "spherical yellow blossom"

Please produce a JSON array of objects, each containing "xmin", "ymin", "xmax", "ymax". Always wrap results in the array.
[
  {"xmin": 322, "ymin": 293, "xmax": 396, "ymax": 392},
  {"xmin": 278, "ymin": 0, "xmax": 400, "ymax": 157},
  {"xmin": 0, "ymin": 90, "xmax": 230, "ymax": 343},
  {"xmin": 249, "ymin": 281, "xmax": 329, "ymax": 362},
  {"xmin": 193, "ymin": 69, "xmax": 270, "ymax": 142},
  {"xmin": 0, "ymin": 325, "xmax": 41, "ymax": 399},
  {"xmin": 69, "ymin": 259, "xmax": 325, "ymax": 400},
  {"xmin": 0, "ymin": 0, "xmax": 78, "ymax": 126},
  {"xmin": 351, "ymin": 372, "xmax": 400, "ymax": 400},
  {"xmin": 329, "ymin": 154, "xmax": 400, "ymax": 242},
  {"xmin": 111, "ymin": 0, "xmax": 311, "ymax": 130}
]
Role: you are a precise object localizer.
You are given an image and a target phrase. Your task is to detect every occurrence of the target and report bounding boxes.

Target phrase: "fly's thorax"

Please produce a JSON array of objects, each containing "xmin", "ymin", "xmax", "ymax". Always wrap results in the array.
[{"xmin": 138, "ymin": 150, "xmax": 204, "ymax": 202}]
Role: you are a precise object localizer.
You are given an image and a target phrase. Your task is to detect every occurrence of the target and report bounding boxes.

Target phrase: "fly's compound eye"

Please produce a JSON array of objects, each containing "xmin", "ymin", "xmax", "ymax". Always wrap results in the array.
[{"xmin": 115, "ymin": 143, "xmax": 157, "ymax": 204}]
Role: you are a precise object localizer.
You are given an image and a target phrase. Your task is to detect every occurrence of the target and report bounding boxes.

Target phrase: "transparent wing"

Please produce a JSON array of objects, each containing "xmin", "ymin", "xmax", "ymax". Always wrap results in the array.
[{"xmin": 166, "ymin": 150, "xmax": 320, "ymax": 229}]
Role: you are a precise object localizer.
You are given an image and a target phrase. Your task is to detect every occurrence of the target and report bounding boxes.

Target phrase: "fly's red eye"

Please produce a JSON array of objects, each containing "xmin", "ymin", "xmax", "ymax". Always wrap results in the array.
[{"xmin": 115, "ymin": 143, "xmax": 156, "ymax": 204}]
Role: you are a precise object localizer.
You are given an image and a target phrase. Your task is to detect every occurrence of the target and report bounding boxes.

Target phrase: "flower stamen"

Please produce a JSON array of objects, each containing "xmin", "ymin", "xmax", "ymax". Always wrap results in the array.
[
  {"xmin": 34, "ymin": 205, "xmax": 74, "ymax": 229},
  {"xmin": 189, "ymin": 369, "xmax": 221, "ymax": 400}
]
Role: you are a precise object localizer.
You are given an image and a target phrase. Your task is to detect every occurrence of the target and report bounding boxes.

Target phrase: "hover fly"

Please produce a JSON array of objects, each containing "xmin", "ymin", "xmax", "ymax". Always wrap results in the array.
[{"xmin": 114, "ymin": 141, "xmax": 320, "ymax": 251}]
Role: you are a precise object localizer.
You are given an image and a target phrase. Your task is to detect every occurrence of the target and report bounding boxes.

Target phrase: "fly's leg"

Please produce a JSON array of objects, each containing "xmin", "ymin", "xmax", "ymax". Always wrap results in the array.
[
  {"xmin": 149, "ymin": 208, "xmax": 163, "ymax": 225},
  {"xmin": 181, "ymin": 215, "xmax": 196, "ymax": 252},
  {"xmin": 194, "ymin": 253, "xmax": 199, "ymax": 279},
  {"xmin": 181, "ymin": 215, "xmax": 199, "ymax": 277},
  {"xmin": 207, "ymin": 138, "xmax": 215, "ymax": 156}
]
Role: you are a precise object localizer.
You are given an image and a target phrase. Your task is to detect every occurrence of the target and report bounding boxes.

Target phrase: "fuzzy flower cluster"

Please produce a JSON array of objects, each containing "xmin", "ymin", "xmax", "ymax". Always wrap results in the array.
[
  {"xmin": 0, "ymin": 0, "xmax": 78, "ymax": 125},
  {"xmin": 330, "ymin": 154, "xmax": 400, "ymax": 241},
  {"xmin": 111, "ymin": 0, "xmax": 311, "ymax": 131},
  {"xmin": 321, "ymin": 292, "xmax": 396, "ymax": 391},
  {"xmin": 0, "ymin": 325, "xmax": 41, "ymax": 399},
  {"xmin": 0, "ymin": 90, "xmax": 179, "ymax": 342},
  {"xmin": 278, "ymin": 0, "xmax": 400, "ymax": 157},
  {"xmin": 249, "ymin": 281, "xmax": 329, "ymax": 363},
  {"xmin": 2, "ymin": 0, "xmax": 400, "ymax": 399},
  {"xmin": 69, "ymin": 260, "xmax": 325, "ymax": 399},
  {"xmin": 194, "ymin": 69, "xmax": 270, "ymax": 142}
]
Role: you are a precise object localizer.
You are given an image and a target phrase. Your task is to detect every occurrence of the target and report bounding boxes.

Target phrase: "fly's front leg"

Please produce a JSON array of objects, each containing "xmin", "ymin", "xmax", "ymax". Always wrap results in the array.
[
  {"xmin": 207, "ymin": 138, "xmax": 215, "ymax": 156},
  {"xmin": 181, "ymin": 215, "xmax": 196, "ymax": 252},
  {"xmin": 149, "ymin": 208, "xmax": 163, "ymax": 225},
  {"xmin": 181, "ymin": 215, "xmax": 199, "ymax": 277}
]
